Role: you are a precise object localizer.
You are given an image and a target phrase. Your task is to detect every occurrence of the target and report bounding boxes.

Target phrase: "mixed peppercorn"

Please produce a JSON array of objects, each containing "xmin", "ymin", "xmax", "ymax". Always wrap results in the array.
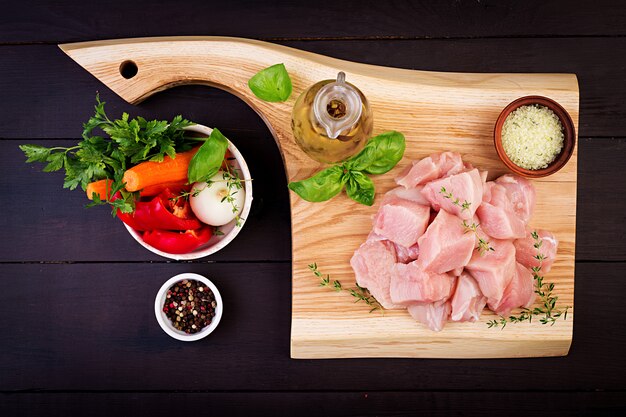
[{"xmin": 163, "ymin": 279, "xmax": 217, "ymax": 334}]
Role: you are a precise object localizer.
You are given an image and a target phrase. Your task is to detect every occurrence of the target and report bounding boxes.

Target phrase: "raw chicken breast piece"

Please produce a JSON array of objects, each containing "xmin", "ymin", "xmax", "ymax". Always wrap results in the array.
[
  {"xmin": 373, "ymin": 198, "xmax": 430, "ymax": 248},
  {"xmin": 450, "ymin": 272, "xmax": 487, "ymax": 322},
  {"xmin": 350, "ymin": 240, "xmax": 405, "ymax": 310},
  {"xmin": 395, "ymin": 156, "xmax": 439, "ymax": 188},
  {"xmin": 417, "ymin": 209, "xmax": 476, "ymax": 274},
  {"xmin": 438, "ymin": 152, "xmax": 466, "ymax": 176},
  {"xmin": 390, "ymin": 261, "xmax": 454, "ymax": 305},
  {"xmin": 395, "ymin": 152, "xmax": 464, "ymax": 188},
  {"xmin": 495, "ymin": 174, "xmax": 536, "ymax": 224},
  {"xmin": 476, "ymin": 182, "xmax": 526, "ymax": 239},
  {"xmin": 394, "ymin": 242, "xmax": 420, "ymax": 263},
  {"xmin": 366, "ymin": 231, "xmax": 419, "ymax": 264},
  {"xmin": 514, "ymin": 229, "xmax": 558, "ymax": 273},
  {"xmin": 451, "ymin": 267, "xmax": 464, "ymax": 277},
  {"xmin": 490, "ymin": 262, "xmax": 536, "ymax": 316},
  {"xmin": 382, "ymin": 185, "xmax": 430, "ymax": 206},
  {"xmin": 421, "ymin": 168, "xmax": 483, "ymax": 220},
  {"xmin": 407, "ymin": 300, "xmax": 452, "ymax": 332},
  {"xmin": 465, "ymin": 236, "xmax": 516, "ymax": 307}
]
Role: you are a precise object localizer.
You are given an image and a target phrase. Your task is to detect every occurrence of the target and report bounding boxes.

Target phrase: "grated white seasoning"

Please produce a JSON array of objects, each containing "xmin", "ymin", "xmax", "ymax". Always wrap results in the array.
[{"xmin": 501, "ymin": 104, "xmax": 564, "ymax": 170}]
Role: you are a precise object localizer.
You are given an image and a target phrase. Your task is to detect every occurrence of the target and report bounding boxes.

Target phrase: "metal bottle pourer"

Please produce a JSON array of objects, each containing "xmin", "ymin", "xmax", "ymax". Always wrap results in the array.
[{"xmin": 313, "ymin": 72, "xmax": 363, "ymax": 139}]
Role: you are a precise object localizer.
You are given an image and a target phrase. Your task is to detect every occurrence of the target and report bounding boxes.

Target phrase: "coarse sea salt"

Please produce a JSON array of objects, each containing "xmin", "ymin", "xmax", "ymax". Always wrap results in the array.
[{"xmin": 501, "ymin": 104, "xmax": 564, "ymax": 170}]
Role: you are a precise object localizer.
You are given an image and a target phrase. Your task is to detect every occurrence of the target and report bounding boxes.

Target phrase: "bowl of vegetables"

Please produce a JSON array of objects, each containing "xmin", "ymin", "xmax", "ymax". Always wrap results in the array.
[
  {"xmin": 120, "ymin": 124, "xmax": 252, "ymax": 260},
  {"xmin": 20, "ymin": 96, "xmax": 251, "ymax": 260}
]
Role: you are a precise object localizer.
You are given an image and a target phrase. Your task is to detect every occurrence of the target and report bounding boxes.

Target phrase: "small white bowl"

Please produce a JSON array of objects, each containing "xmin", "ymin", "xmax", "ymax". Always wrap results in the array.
[
  {"xmin": 124, "ymin": 124, "xmax": 253, "ymax": 260},
  {"xmin": 154, "ymin": 273, "xmax": 223, "ymax": 342}
]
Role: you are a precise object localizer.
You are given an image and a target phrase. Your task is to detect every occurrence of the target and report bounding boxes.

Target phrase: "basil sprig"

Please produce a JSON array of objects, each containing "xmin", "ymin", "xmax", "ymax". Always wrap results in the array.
[
  {"xmin": 187, "ymin": 128, "xmax": 229, "ymax": 183},
  {"xmin": 248, "ymin": 63, "xmax": 293, "ymax": 102},
  {"xmin": 288, "ymin": 131, "xmax": 406, "ymax": 206}
]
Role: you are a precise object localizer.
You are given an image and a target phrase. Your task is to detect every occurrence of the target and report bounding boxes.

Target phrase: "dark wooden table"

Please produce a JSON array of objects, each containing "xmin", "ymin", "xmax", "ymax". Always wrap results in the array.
[{"xmin": 2, "ymin": 1, "xmax": 625, "ymax": 415}]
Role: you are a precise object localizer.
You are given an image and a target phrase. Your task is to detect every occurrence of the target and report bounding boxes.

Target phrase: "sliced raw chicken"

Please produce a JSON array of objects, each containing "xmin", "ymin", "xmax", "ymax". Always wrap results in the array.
[
  {"xmin": 373, "ymin": 198, "xmax": 430, "ymax": 248},
  {"xmin": 495, "ymin": 174, "xmax": 536, "ymax": 224},
  {"xmin": 451, "ymin": 267, "xmax": 464, "ymax": 277},
  {"xmin": 465, "ymin": 236, "xmax": 516, "ymax": 307},
  {"xmin": 366, "ymin": 231, "xmax": 419, "ymax": 264},
  {"xmin": 490, "ymin": 262, "xmax": 536, "ymax": 316},
  {"xmin": 394, "ymin": 242, "xmax": 420, "ymax": 263},
  {"xmin": 450, "ymin": 272, "xmax": 487, "ymax": 322},
  {"xmin": 417, "ymin": 209, "xmax": 476, "ymax": 274},
  {"xmin": 382, "ymin": 185, "xmax": 430, "ymax": 206},
  {"xmin": 349, "ymin": 152, "xmax": 557, "ymax": 332},
  {"xmin": 350, "ymin": 240, "xmax": 405, "ymax": 310},
  {"xmin": 514, "ymin": 229, "xmax": 558, "ymax": 273},
  {"xmin": 438, "ymin": 152, "xmax": 466, "ymax": 176},
  {"xmin": 390, "ymin": 261, "xmax": 454, "ymax": 305},
  {"xmin": 407, "ymin": 299, "xmax": 452, "ymax": 332},
  {"xmin": 395, "ymin": 152, "xmax": 464, "ymax": 188},
  {"xmin": 476, "ymin": 182, "xmax": 526, "ymax": 239},
  {"xmin": 421, "ymin": 168, "xmax": 483, "ymax": 220}
]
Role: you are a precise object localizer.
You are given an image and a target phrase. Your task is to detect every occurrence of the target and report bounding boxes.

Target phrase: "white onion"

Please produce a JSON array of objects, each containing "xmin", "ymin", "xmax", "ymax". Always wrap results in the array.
[{"xmin": 189, "ymin": 170, "xmax": 245, "ymax": 226}]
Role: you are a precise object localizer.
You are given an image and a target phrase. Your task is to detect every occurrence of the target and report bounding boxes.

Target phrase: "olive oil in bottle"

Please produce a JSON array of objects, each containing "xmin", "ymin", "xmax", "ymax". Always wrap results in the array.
[{"xmin": 291, "ymin": 72, "xmax": 373, "ymax": 164}]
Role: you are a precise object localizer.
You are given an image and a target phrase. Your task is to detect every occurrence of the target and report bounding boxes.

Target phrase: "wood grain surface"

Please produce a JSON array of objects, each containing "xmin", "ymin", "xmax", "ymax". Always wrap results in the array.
[{"xmin": 57, "ymin": 37, "xmax": 578, "ymax": 358}]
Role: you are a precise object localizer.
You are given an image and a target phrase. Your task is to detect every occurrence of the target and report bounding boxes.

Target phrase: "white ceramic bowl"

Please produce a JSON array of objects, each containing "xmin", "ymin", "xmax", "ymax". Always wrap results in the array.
[
  {"xmin": 124, "ymin": 124, "xmax": 253, "ymax": 260},
  {"xmin": 154, "ymin": 273, "xmax": 223, "ymax": 342}
]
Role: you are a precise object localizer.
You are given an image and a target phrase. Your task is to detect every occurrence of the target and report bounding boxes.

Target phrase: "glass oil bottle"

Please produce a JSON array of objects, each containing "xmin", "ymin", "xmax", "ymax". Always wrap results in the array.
[{"xmin": 291, "ymin": 72, "xmax": 373, "ymax": 164}]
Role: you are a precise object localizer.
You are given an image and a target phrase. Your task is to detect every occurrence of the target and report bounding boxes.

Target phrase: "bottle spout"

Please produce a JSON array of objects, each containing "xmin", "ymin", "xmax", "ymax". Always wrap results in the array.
[
  {"xmin": 313, "ymin": 72, "xmax": 363, "ymax": 140},
  {"xmin": 324, "ymin": 124, "xmax": 342, "ymax": 139}
]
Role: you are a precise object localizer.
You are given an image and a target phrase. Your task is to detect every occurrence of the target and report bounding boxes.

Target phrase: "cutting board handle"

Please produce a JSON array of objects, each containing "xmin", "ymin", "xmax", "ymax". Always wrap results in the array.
[{"xmin": 60, "ymin": 36, "xmax": 342, "ymax": 173}]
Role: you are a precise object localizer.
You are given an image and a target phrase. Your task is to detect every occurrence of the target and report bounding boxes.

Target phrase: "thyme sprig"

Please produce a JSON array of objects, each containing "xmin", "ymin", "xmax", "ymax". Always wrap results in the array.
[
  {"xmin": 440, "ymin": 186, "xmax": 471, "ymax": 211},
  {"xmin": 487, "ymin": 230, "xmax": 570, "ymax": 329},
  {"xmin": 461, "ymin": 220, "xmax": 495, "ymax": 257},
  {"xmin": 309, "ymin": 263, "xmax": 382, "ymax": 313},
  {"xmin": 220, "ymin": 159, "xmax": 246, "ymax": 227},
  {"xmin": 438, "ymin": 187, "xmax": 494, "ymax": 256}
]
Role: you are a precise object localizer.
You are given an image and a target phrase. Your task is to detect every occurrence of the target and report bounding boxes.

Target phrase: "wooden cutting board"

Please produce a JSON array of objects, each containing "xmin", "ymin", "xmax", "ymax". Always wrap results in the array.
[{"xmin": 60, "ymin": 37, "xmax": 578, "ymax": 359}]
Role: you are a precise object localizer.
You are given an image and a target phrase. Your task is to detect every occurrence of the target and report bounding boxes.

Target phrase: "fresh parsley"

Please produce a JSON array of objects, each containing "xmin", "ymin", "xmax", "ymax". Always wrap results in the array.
[
  {"xmin": 288, "ymin": 131, "xmax": 406, "ymax": 206},
  {"xmin": 247, "ymin": 63, "xmax": 293, "ymax": 102},
  {"xmin": 19, "ymin": 94, "xmax": 198, "ymax": 215}
]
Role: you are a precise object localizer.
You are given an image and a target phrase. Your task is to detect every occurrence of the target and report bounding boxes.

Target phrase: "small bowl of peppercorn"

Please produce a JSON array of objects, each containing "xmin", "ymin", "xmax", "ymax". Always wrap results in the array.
[{"xmin": 155, "ymin": 273, "xmax": 223, "ymax": 341}]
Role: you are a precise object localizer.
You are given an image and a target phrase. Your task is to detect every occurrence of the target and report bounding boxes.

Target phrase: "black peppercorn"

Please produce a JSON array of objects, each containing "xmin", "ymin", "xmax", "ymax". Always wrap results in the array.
[{"xmin": 163, "ymin": 279, "xmax": 217, "ymax": 334}]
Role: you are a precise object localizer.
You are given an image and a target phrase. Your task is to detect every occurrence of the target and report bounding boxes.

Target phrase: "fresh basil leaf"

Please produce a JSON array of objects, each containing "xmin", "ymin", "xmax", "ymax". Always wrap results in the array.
[
  {"xmin": 288, "ymin": 165, "xmax": 346, "ymax": 202},
  {"xmin": 345, "ymin": 171, "xmax": 375, "ymax": 206},
  {"xmin": 187, "ymin": 128, "xmax": 229, "ymax": 184},
  {"xmin": 248, "ymin": 63, "xmax": 292, "ymax": 102},
  {"xmin": 345, "ymin": 131, "xmax": 406, "ymax": 175}
]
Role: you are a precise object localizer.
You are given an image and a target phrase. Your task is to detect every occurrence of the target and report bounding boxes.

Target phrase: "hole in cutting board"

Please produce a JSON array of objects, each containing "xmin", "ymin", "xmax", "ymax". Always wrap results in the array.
[{"xmin": 119, "ymin": 60, "xmax": 138, "ymax": 79}]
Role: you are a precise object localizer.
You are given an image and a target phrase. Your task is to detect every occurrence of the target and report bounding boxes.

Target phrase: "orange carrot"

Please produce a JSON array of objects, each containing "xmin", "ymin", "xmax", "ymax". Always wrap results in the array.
[
  {"xmin": 86, "ymin": 179, "xmax": 114, "ymax": 200},
  {"xmin": 139, "ymin": 180, "xmax": 189, "ymax": 197},
  {"xmin": 122, "ymin": 147, "xmax": 199, "ymax": 192}
]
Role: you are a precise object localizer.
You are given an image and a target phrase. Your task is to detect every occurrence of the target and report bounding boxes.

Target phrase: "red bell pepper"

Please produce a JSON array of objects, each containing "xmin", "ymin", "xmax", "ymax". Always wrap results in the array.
[
  {"xmin": 115, "ymin": 189, "xmax": 201, "ymax": 231},
  {"xmin": 142, "ymin": 227, "xmax": 213, "ymax": 254}
]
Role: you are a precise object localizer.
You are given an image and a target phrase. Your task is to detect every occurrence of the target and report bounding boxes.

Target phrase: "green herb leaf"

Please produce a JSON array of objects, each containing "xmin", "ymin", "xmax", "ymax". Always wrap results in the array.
[
  {"xmin": 42, "ymin": 152, "xmax": 65, "ymax": 172},
  {"xmin": 309, "ymin": 263, "xmax": 382, "ymax": 314},
  {"xmin": 288, "ymin": 165, "xmax": 346, "ymax": 202},
  {"xmin": 248, "ymin": 63, "xmax": 292, "ymax": 102},
  {"xmin": 345, "ymin": 131, "xmax": 406, "ymax": 175},
  {"xmin": 344, "ymin": 171, "xmax": 375, "ymax": 206},
  {"xmin": 187, "ymin": 128, "xmax": 229, "ymax": 184},
  {"xmin": 21, "ymin": 94, "xmax": 200, "ymax": 214},
  {"xmin": 19, "ymin": 144, "xmax": 51, "ymax": 163}
]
